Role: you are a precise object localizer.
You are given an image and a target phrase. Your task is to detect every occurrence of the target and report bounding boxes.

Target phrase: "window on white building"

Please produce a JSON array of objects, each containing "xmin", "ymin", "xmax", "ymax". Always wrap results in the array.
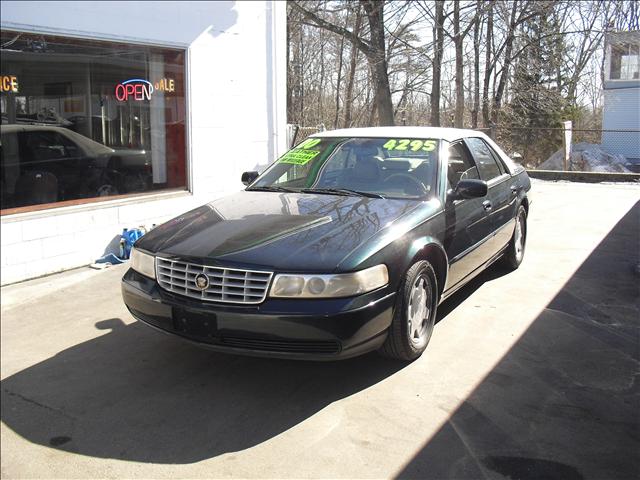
[
  {"xmin": 609, "ymin": 42, "xmax": 640, "ymax": 81},
  {"xmin": 0, "ymin": 31, "xmax": 187, "ymax": 214}
]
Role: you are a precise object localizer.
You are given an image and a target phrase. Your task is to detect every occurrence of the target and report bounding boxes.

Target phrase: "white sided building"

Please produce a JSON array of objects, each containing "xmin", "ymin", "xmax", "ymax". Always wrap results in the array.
[
  {"xmin": 601, "ymin": 30, "xmax": 640, "ymax": 167},
  {"xmin": 0, "ymin": 1, "xmax": 287, "ymax": 285}
]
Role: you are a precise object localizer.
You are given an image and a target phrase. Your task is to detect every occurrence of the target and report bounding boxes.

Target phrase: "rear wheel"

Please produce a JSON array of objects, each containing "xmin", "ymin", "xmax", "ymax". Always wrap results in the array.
[
  {"xmin": 378, "ymin": 260, "xmax": 438, "ymax": 361},
  {"xmin": 502, "ymin": 205, "xmax": 527, "ymax": 269}
]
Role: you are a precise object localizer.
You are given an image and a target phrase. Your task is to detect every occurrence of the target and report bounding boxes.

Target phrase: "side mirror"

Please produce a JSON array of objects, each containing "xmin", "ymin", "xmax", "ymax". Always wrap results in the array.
[
  {"xmin": 449, "ymin": 179, "xmax": 487, "ymax": 200},
  {"xmin": 241, "ymin": 171, "xmax": 259, "ymax": 186}
]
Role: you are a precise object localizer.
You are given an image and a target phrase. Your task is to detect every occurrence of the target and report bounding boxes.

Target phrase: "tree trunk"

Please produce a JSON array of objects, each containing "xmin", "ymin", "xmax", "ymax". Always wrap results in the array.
[
  {"xmin": 454, "ymin": 1, "xmax": 464, "ymax": 128},
  {"xmin": 343, "ymin": 5, "xmax": 362, "ymax": 128},
  {"xmin": 430, "ymin": 0, "xmax": 444, "ymax": 127},
  {"xmin": 482, "ymin": 0, "xmax": 493, "ymax": 127},
  {"xmin": 491, "ymin": 0, "xmax": 519, "ymax": 126},
  {"xmin": 334, "ymin": 34, "xmax": 345, "ymax": 129},
  {"xmin": 472, "ymin": 0, "xmax": 481, "ymax": 128},
  {"xmin": 299, "ymin": 26, "xmax": 305, "ymax": 125},
  {"xmin": 318, "ymin": 26, "xmax": 325, "ymax": 122},
  {"xmin": 286, "ymin": 17, "xmax": 293, "ymax": 123},
  {"xmin": 362, "ymin": 1, "xmax": 394, "ymax": 126}
]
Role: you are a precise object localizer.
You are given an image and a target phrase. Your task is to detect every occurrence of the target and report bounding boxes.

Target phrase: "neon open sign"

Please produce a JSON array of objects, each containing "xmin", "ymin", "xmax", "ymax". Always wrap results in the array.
[
  {"xmin": 115, "ymin": 79, "xmax": 154, "ymax": 102},
  {"xmin": 115, "ymin": 78, "xmax": 176, "ymax": 102}
]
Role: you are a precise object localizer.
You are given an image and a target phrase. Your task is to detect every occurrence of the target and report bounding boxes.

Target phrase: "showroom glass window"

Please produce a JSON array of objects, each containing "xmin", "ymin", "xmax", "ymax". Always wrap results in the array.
[{"xmin": 0, "ymin": 31, "xmax": 187, "ymax": 214}]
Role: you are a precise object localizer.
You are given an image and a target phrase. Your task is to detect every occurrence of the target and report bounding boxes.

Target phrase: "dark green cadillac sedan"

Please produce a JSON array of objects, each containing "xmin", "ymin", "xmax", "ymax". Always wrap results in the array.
[{"xmin": 122, "ymin": 127, "xmax": 531, "ymax": 361}]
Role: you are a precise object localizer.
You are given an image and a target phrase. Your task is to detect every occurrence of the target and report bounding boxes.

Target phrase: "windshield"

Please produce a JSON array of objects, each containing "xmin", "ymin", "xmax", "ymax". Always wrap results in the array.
[{"xmin": 249, "ymin": 137, "xmax": 440, "ymax": 199}]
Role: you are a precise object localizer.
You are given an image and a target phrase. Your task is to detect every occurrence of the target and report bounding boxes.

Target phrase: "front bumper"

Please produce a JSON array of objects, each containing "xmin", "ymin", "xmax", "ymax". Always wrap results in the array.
[{"xmin": 121, "ymin": 269, "xmax": 396, "ymax": 360}]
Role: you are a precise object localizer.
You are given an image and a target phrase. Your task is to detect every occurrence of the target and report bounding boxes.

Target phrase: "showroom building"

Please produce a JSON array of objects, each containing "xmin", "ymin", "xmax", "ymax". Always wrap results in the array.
[{"xmin": 0, "ymin": 1, "xmax": 287, "ymax": 285}]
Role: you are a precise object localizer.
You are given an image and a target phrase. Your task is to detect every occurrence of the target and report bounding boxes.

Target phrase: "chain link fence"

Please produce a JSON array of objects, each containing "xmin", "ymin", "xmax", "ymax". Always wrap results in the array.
[{"xmin": 287, "ymin": 124, "xmax": 324, "ymax": 148}]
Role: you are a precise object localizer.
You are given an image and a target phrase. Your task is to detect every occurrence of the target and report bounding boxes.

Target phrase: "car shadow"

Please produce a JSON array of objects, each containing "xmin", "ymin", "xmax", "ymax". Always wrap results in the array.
[
  {"xmin": 1, "ymin": 261, "xmax": 509, "ymax": 465},
  {"xmin": 1, "ymin": 318, "xmax": 405, "ymax": 464}
]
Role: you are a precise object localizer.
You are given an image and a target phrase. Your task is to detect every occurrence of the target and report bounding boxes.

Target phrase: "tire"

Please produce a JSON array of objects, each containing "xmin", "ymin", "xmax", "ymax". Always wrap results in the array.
[
  {"xmin": 96, "ymin": 184, "xmax": 119, "ymax": 197},
  {"xmin": 378, "ymin": 260, "xmax": 439, "ymax": 361},
  {"xmin": 502, "ymin": 205, "xmax": 527, "ymax": 270}
]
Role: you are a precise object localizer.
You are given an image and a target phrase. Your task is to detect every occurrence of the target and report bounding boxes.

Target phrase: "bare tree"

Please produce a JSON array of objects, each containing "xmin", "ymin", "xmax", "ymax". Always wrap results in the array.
[
  {"xmin": 343, "ymin": 4, "xmax": 362, "ymax": 127},
  {"xmin": 472, "ymin": 0, "xmax": 482, "ymax": 128},
  {"xmin": 430, "ymin": 0, "xmax": 444, "ymax": 126},
  {"xmin": 286, "ymin": 0, "xmax": 615, "ymax": 136},
  {"xmin": 452, "ymin": 2, "xmax": 481, "ymax": 127},
  {"xmin": 482, "ymin": 0, "xmax": 493, "ymax": 127},
  {"xmin": 291, "ymin": 0, "xmax": 395, "ymax": 125}
]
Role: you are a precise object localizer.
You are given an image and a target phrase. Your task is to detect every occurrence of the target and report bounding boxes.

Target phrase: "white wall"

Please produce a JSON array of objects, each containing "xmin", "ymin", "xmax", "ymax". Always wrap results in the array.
[{"xmin": 0, "ymin": 1, "xmax": 287, "ymax": 285}]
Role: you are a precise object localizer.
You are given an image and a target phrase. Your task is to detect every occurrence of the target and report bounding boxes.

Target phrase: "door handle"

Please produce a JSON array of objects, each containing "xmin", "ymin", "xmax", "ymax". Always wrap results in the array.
[
  {"xmin": 482, "ymin": 200, "xmax": 493, "ymax": 211},
  {"xmin": 510, "ymin": 185, "xmax": 518, "ymax": 195}
]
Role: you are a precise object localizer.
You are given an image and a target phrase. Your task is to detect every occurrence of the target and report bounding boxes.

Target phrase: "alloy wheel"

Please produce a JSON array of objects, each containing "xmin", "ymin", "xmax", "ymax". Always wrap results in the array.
[
  {"xmin": 514, "ymin": 212, "xmax": 525, "ymax": 262},
  {"xmin": 407, "ymin": 275, "xmax": 431, "ymax": 348}
]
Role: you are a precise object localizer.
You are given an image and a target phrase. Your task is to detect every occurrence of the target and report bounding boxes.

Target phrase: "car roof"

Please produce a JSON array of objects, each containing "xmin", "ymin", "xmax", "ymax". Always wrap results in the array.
[
  {"xmin": 1, "ymin": 124, "xmax": 71, "ymax": 134},
  {"xmin": 1, "ymin": 124, "xmax": 115, "ymax": 155},
  {"xmin": 312, "ymin": 126, "xmax": 488, "ymax": 142}
]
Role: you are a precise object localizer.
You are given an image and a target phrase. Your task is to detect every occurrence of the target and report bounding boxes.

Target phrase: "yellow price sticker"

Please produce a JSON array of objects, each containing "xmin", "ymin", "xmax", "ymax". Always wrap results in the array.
[{"xmin": 383, "ymin": 139, "xmax": 437, "ymax": 152}]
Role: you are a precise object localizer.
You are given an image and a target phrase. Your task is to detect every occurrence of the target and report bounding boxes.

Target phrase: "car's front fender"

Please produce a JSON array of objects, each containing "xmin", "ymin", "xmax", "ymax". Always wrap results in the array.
[{"xmin": 405, "ymin": 236, "xmax": 449, "ymax": 296}]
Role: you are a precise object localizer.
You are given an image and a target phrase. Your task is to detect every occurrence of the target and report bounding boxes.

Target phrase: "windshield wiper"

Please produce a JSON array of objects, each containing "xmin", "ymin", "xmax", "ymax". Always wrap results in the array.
[
  {"xmin": 246, "ymin": 185, "xmax": 297, "ymax": 193},
  {"xmin": 301, "ymin": 188, "xmax": 385, "ymax": 199}
]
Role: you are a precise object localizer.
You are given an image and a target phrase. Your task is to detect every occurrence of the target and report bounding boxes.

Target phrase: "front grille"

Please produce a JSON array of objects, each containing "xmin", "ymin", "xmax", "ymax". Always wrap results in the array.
[
  {"xmin": 156, "ymin": 257, "xmax": 273, "ymax": 304},
  {"xmin": 220, "ymin": 336, "xmax": 341, "ymax": 354}
]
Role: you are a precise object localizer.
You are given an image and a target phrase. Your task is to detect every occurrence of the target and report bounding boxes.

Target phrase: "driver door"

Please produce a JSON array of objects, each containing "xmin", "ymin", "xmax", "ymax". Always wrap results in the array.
[{"xmin": 443, "ymin": 141, "xmax": 493, "ymax": 290}]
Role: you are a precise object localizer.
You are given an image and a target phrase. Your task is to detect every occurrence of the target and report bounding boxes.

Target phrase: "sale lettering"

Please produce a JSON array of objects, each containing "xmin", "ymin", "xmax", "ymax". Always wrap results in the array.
[{"xmin": 155, "ymin": 78, "xmax": 175, "ymax": 92}]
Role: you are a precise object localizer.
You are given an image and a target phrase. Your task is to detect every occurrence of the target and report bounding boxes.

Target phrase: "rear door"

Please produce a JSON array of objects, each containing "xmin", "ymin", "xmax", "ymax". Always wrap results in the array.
[{"xmin": 464, "ymin": 137, "xmax": 517, "ymax": 254}]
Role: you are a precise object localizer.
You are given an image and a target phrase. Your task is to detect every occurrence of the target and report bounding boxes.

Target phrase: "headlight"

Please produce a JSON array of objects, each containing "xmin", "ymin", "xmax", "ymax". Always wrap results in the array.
[
  {"xmin": 130, "ymin": 247, "xmax": 156, "ymax": 279},
  {"xmin": 269, "ymin": 264, "xmax": 388, "ymax": 298}
]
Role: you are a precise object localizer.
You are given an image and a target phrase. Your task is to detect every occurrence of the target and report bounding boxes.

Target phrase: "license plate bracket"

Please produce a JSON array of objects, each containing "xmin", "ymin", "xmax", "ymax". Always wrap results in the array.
[{"xmin": 172, "ymin": 307, "xmax": 217, "ymax": 339}]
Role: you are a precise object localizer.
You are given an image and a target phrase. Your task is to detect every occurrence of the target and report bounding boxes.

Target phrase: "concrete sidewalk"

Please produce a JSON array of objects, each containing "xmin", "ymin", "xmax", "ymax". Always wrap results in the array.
[{"xmin": 1, "ymin": 180, "xmax": 639, "ymax": 479}]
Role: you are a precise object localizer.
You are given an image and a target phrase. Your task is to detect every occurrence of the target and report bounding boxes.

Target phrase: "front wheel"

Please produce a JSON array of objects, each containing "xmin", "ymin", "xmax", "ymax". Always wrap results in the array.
[
  {"xmin": 502, "ymin": 205, "xmax": 527, "ymax": 270},
  {"xmin": 378, "ymin": 260, "xmax": 438, "ymax": 361}
]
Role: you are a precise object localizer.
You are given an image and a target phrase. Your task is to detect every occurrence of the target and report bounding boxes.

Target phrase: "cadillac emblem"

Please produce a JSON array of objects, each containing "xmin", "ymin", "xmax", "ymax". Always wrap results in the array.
[{"xmin": 194, "ymin": 273, "xmax": 209, "ymax": 290}]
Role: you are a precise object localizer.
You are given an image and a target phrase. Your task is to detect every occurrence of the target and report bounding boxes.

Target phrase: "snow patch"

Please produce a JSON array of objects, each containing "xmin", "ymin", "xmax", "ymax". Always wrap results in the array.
[{"xmin": 540, "ymin": 142, "xmax": 631, "ymax": 173}]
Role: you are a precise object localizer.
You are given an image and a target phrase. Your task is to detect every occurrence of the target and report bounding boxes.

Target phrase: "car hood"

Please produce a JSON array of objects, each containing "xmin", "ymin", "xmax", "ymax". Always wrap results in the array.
[{"xmin": 136, "ymin": 191, "xmax": 425, "ymax": 271}]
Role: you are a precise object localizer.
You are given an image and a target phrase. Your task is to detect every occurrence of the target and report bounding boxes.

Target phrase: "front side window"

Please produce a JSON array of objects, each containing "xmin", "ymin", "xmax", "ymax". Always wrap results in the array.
[
  {"xmin": 447, "ymin": 142, "xmax": 479, "ymax": 190},
  {"xmin": 465, "ymin": 137, "xmax": 504, "ymax": 181},
  {"xmin": 250, "ymin": 137, "xmax": 440, "ymax": 199},
  {"xmin": 0, "ymin": 31, "xmax": 187, "ymax": 213}
]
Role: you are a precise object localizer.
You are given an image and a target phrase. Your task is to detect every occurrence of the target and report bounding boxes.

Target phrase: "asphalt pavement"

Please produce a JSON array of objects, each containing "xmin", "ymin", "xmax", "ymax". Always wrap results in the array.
[{"xmin": 1, "ymin": 180, "xmax": 639, "ymax": 479}]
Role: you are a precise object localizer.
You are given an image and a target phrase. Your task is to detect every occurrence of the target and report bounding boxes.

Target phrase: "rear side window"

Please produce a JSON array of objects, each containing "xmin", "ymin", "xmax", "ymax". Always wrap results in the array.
[{"xmin": 466, "ymin": 137, "xmax": 504, "ymax": 180}]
